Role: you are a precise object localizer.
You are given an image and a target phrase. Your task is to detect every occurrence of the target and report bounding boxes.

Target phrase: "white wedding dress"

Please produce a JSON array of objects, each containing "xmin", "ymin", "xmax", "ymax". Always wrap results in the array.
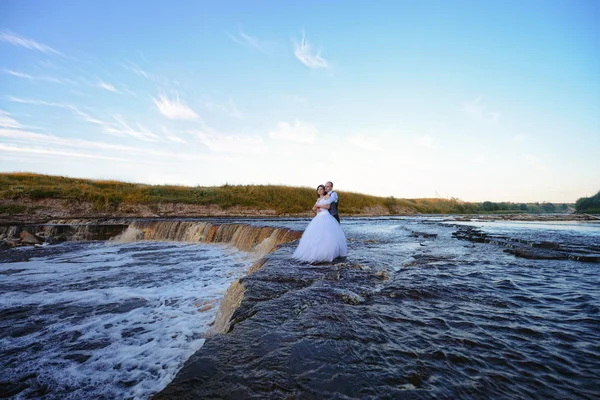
[{"xmin": 293, "ymin": 197, "xmax": 348, "ymax": 263}]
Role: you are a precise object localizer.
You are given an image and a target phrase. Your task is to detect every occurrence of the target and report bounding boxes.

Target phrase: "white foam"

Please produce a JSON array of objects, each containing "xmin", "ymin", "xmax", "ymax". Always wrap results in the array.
[{"xmin": 0, "ymin": 241, "xmax": 254, "ymax": 399}]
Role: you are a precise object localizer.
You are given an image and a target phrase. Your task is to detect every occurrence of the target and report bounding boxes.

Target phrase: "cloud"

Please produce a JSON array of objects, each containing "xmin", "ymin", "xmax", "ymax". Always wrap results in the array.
[
  {"xmin": 122, "ymin": 61, "xmax": 170, "ymax": 88},
  {"xmin": 0, "ymin": 30, "xmax": 63, "ymax": 56},
  {"xmin": 284, "ymin": 94, "xmax": 307, "ymax": 103},
  {"xmin": 7, "ymin": 96, "xmax": 160, "ymax": 142},
  {"xmin": 165, "ymin": 135, "xmax": 186, "ymax": 144},
  {"xmin": 0, "ymin": 143, "xmax": 129, "ymax": 162},
  {"xmin": 228, "ymin": 29, "xmax": 267, "ymax": 53},
  {"xmin": 104, "ymin": 115, "xmax": 160, "ymax": 141},
  {"xmin": 0, "ymin": 127, "xmax": 212, "ymax": 161},
  {"xmin": 8, "ymin": 96, "xmax": 105, "ymax": 125},
  {"xmin": 293, "ymin": 31, "xmax": 329, "ymax": 69},
  {"xmin": 414, "ymin": 135, "xmax": 435, "ymax": 148},
  {"xmin": 153, "ymin": 94, "xmax": 198, "ymax": 120},
  {"xmin": 513, "ymin": 134, "xmax": 528, "ymax": 143},
  {"xmin": 3, "ymin": 69, "xmax": 67, "ymax": 84},
  {"xmin": 7, "ymin": 96, "xmax": 87, "ymax": 116},
  {"xmin": 461, "ymin": 97, "xmax": 500, "ymax": 122},
  {"xmin": 1, "ymin": 127, "xmax": 130, "ymax": 152},
  {"xmin": 122, "ymin": 62, "xmax": 150, "ymax": 79},
  {"xmin": 269, "ymin": 120, "xmax": 317, "ymax": 144},
  {"xmin": 348, "ymin": 134, "xmax": 384, "ymax": 152},
  {"xmin": 162, "ymin": 126, "xmax": 187, "ymax": 144},
  {"xmin": 97, "ymin": 81, "xmax": 118, "ymax": 93},
  {"xmin": 472, "ymin": 155, "xmax": 486, "ymax": 164},
  {"xmin": 201, "ymin": 98, "xmax": 243, "ymax": 119},
  {"xmin": 526, "ymin": 154, "xmax": 548, "ymax": 171},
  {"xmin": 194, "ymin": 129, "xmax": 266, "ymax": 154},
  {"xmin": 0, "ymin": 110, "xmax": 22, "ymax": 129}
]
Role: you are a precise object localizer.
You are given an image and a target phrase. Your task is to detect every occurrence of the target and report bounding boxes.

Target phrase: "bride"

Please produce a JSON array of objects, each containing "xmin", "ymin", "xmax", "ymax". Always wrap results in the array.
[{"xmin": 293, "ymin": 184, "xmax": 348, "ymax": 263}]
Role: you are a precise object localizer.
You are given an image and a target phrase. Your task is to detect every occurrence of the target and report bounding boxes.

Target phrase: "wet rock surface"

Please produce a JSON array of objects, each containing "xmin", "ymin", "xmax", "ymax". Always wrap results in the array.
[
  {"xmin": 155, "ymin": 246, "xmax": 395, "ymax": 400},
  {"xmin": 154, "ymin": 220, "xmax": 600, "ymax": 399},
  {"xmin": 452, "ymin": 225, "xmax": 600, "ymax": 262}
]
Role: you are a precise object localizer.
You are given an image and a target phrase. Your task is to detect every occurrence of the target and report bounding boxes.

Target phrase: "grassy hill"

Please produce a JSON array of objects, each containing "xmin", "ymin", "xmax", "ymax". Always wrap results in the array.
[{"xmin": 0, "ymin": 172, "xmax": 573, "ymax": 218}]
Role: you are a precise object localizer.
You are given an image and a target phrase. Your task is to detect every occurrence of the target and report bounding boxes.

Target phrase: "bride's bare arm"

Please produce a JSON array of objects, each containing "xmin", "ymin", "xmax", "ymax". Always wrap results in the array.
[{"xmin": 316, "ymin": 195, "xmax": 331, "ymax": 209}]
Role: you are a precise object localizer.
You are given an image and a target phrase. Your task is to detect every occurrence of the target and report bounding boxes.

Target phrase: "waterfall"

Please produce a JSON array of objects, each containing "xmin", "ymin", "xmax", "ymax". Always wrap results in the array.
[{"xmin": 112, "ymin": 221, "xmax": 302, "ymax": 255}]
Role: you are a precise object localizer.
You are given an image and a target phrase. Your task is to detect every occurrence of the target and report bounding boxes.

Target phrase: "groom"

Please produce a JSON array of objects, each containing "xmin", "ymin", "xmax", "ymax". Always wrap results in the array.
[{"xmin": 317, "ymin": 181, "xmax": 340, "ymax": 223}]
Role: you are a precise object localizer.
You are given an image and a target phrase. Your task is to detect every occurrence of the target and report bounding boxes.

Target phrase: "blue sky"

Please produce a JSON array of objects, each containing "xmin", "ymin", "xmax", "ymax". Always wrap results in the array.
[{"xmin": 1, "ymin": 0, "xmax": 598, "ymax": 202}]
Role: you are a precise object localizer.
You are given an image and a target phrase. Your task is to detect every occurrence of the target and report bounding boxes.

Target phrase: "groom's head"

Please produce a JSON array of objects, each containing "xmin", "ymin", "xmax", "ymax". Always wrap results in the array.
[{"xmin": 325, "ymin": 181, "xmax": 333, "ymax": 193}]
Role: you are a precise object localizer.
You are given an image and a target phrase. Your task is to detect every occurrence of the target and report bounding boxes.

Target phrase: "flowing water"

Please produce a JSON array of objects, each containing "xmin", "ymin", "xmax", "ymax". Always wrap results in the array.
[
  {"xmin": 1, "ymin": 217, "xmax": 599, "ymax": 399},
  {"xmin": 0, "ymin": 241, "xmax": 255, "ymax": 399}
]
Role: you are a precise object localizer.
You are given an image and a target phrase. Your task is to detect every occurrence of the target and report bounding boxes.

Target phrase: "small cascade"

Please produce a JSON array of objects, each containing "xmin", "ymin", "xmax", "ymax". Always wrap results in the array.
[
  {"xmin": 127, "ymin": 221, "xmax": 302, "ymax": 255},
  {"xmin": 110, "ymin": 227, "xmax": 144, "ymax": 243},
  {"xmin": 0, "ymin": 225, "xmax": 19, "ymax": 240},
  {"xmin": 1, "ymin": 224, "xmax": 129, "ymax": 244}
]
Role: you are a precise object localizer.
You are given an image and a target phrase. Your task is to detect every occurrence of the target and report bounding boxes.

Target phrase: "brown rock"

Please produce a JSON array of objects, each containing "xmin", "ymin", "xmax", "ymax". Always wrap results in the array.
[{"xmin": 19, "ymin": 231, "xmax": 42, "ymax": 244}]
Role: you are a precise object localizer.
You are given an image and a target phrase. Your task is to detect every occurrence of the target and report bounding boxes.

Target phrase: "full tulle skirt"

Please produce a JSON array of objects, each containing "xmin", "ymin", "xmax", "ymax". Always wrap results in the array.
[{"xmin": 293, "ymin": 211, "xmax": 348, "ymax": 263}]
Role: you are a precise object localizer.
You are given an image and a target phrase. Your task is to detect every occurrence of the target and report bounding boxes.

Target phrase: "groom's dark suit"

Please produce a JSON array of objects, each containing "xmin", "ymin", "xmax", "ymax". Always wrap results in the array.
[{"xmin": 327, "ymin": 191, "xmax": 340, "ymax": 223}]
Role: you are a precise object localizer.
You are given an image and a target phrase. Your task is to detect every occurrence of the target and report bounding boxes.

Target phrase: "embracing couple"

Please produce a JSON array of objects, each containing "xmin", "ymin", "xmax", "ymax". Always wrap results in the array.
[{"xmin": 293, "ymin": 181, "xmax": 348, "ymax": 264}]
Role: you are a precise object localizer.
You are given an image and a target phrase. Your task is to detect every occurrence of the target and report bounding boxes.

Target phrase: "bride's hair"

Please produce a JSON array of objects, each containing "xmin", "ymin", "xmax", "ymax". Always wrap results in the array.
[{"xmin": 316, "ymin": 184, "xmax": 325, "ymax": 197}]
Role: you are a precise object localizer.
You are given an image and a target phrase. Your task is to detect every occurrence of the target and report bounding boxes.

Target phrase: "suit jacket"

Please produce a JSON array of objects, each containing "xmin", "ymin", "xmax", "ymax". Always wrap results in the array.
[{"xmin": 326, "ymin": 191, "xmax": 339, "ymax": 216}]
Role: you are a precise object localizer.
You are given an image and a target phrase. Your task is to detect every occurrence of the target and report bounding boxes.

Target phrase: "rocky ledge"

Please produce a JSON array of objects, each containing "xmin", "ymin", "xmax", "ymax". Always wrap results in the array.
[
  {"xmin": 452, "ymin": 226, "xmax": 600, "ymax": 262},
  {"xmin": 153, "ymin": 243, "xmax": 398, "ymax": 399},
  {"xmin": 452, "ymin": 213, "xmax": 599, "ymax": 222},
  {"xmin": 0, "ymin": 223, "xmax": 129, "ymax": 248}
]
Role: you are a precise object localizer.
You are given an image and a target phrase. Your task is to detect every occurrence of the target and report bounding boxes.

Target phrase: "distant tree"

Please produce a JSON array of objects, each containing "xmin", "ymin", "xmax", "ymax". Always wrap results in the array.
[
  {"xmin": 575, "ymin": 191, "xmax": 600, "ymax": 213},
  {"xmin": 482, "ymin": 201, "xmax": 498, "ymax": 212},
  {"xmin": 519, "ymin": 203, "xmax": 528, "ymax": 211},
  {"xmin": 541, "ymin": 203, "xmax": 556, "ymax": 213}
]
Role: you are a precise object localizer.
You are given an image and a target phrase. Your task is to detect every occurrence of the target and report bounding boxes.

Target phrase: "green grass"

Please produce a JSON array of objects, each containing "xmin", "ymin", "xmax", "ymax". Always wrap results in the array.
[
  {"xmin": 0, "ymin": 172, "xmax": 574, "ymax": 215},
  {"xmin": 0, "ymin": 204, "xmax": 29, "ymax": 214}
]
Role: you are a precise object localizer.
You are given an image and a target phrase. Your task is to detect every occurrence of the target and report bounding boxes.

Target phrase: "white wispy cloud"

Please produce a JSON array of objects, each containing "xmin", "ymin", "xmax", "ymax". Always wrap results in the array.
[
  {"xmin": 526, "ymin": 154, "xmax": 548, "ymax": 171},
  {"xmin": 0, "ymin": 110, "xmax": 22, "ymax": 129},
  {"xmin": 414, "ymin": 135, "xmax": 435, "ymax": 148},
  {"xmin": 513, "ymin": 134, "xmax": 528, "ymax": 143},
  {"xmin": 3, "ymin": 69, "xmax": 68, "ymax": 84},
  {"xmin": 122, "ymin": 61, "xmax": 171, "ymax": 87},
  {"xmin": 269, "ymin": 120, "xmax": 318, "ymax": 144},
  {"xmin": 461, "ymin": 97, "xmax": 500, "ymax": 122},
  {"xmin": 162, "ymin": 126, "xmax": 187, "ymax": 144},
  {"xmin": 97, "ymin": 81, "xmax": 118, "ymax": 93},
  {"xmin": 201, "ymin": 98, "xmax": 243, "ymax": 119},
  {"xmin": 122, "ymin": 61, "xmax": 150, "ymax": 79},
  {"xmin": 293, "ymin": 31, "xmax": 329, "ymax": 69},
  {"xmin": 104, "ymin": 115, "xmax": 160, "ymax": 141},
  {"xmin": 0, "ymin": 30, "xmax": 63, "ymax": 56},
  {"xmin": 1, "ymin": 127, "xmax": 130, "ymax": 152},
  {"xmin": 153, "ymin": 94, "xmax": 198, "ymax": 120},
  {"xmin": 7, "ymin": 97, "xmax": 159, "ymax": 141},
  {"xmin": 284, "ymin": 94, "xmax": 307, "ymax": 103},
  {"xmin": 0, "ymin": 127, "xmax": 211, "ymax": 161},
  {"xmin": 194, "ymin": 128, "xmax": 266, "ymax": 154},
  {"xmin": 472, "ymin": 154, "xmax": 486, "ymax": 164},
  {"xmin": 348, "ymin": 134, "xmax": 384, "ymax": 152},
  {"xmin": 227, "ymin": 28, "xmax": 267, "ymax": 53},
  {"xmin": 8, "ymin": 97, "xmax": 107, "ymax": 127},
  {"xmin": 7, "ymin": 96, "xmax": 86, "ymax": 116},
  {"xmin": 0, "ymin": 143, "xmax": 128, "ymax": 162}
]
